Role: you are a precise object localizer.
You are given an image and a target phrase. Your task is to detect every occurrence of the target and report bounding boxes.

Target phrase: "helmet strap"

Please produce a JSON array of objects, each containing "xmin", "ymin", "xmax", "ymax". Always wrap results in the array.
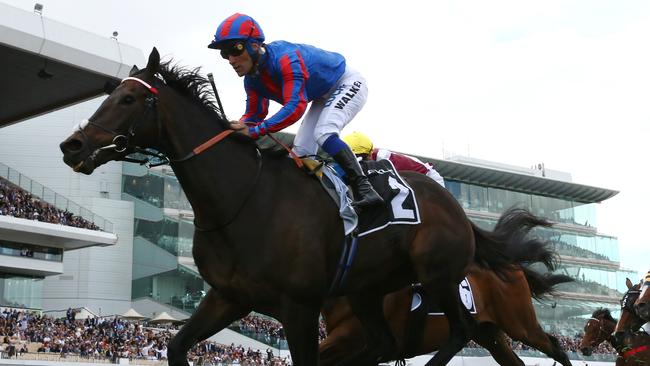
[{"xmin": 247, "ymin": 42, "xmax": 266, "ymax": 75}]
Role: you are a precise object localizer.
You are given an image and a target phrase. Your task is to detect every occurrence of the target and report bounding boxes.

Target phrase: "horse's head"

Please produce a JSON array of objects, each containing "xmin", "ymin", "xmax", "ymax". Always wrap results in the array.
[
  {"xmin": 633, "ymin": 271, "xmax": 650, "ymax": 321},
  {"xmin": 60, "ymin": 48, "xmax": 165, "ymax": 174},
  {"xmin": 579, "ymin": 308, "xmax": 617, "ymax": 356},
  {"xmin": 613, "ymin": 278, "xmax": 643, "ymax": 348}
]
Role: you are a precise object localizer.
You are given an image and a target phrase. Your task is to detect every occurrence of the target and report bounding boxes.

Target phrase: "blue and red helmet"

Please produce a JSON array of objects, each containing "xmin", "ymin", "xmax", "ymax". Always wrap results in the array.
[{"xmin": 208, "ymin": 13, "xmax": 265, "ymax": 49}]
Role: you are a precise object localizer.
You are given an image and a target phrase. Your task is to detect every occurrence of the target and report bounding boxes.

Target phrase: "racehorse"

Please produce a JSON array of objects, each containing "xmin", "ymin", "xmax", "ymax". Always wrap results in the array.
[
  {"xmin": 321, "ymin": 268, "xmax": 573, "ymax": 366},
  {"xmin": 633, "ymin": 270, "xmax": 650, "ymax": 321},
  {"xmin": 578, "ymin": 308, "xmax": 617, "ymax": 357},
  {"xmin": 59, "ymin": 48, "xmax": 534, "ymax": 366},
  {"xmin": 319, "ymin": 210, "xmax": 573, "ymax": 366},
  {"xmin": 613, "ymin": 278, "xmax": 650, "ymax": 365}
]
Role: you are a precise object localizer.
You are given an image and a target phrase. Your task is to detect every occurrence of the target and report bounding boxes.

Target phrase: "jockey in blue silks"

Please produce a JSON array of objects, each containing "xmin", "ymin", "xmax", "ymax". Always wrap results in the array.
[{"xmin": 208, "ymin": 13, "xmax": 382, "ymax": 210}]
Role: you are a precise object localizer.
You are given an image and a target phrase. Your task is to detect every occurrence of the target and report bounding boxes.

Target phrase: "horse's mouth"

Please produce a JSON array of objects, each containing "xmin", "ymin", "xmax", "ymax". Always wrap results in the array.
[
  {"xmin": 64, "ymin": 154, "xmax": 96, "ymax": 175},
  {"xmin": 73, "ymin": 160, "xmax": 85, "ymax": 172},
  {"xmin": 580, "ymin": 347, "xmax": 593, "ymax": 356}
]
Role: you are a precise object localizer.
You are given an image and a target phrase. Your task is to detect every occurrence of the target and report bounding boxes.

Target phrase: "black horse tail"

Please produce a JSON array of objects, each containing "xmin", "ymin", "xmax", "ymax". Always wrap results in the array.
[
  {"xmin": 521, "ymin": 267, "xmax": 573, "ymax": 300},
  {"xmin": 472, "ymin": 208, "xmax": 558, "ymax": 278}
]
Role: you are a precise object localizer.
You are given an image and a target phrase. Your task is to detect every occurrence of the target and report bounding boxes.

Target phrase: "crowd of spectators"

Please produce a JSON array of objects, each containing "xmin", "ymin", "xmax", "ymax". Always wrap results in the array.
[
  {"xmin": 0, "ymin": 309, "xmax": 290, "ymax": 365},
  {"xmin": 0, "ymin": 308, "xmax": 618, "ymax": 366},
  {"xmin": 0, "ymin": 178, "xmax": 100, "ymax": 230},
  {"xmin": 233, "ymin": 314, "xmax": 327, "ymax": 347}
]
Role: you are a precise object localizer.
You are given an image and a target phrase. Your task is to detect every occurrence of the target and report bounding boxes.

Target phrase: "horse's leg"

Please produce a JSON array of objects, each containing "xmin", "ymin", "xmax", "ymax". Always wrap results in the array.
[
  {"xmin": 419, "ymin": 279, "xmax": 475, "ymax": 366},
  {"xmin": 473, "ymin": 323, "xmax": 525, "ymax": 366},
  {"xmin": 336, "ymin": 293, "xmax": 396, "ymax": 366},
  {"xmin": 167, "ymin": 288, "xmax": 250, "ymax": 366},
  {"xmin": 411, "ymin": 213, "xmax": 476, "ymax": 366},
  {"xmin": 515, "ymin": 327, "xmax": 572, "ymax": 366},
  {"xmin": 318, "ymin": 323, "xmax": 365, "ymax": 366},
  {"xmin": 278, "ymin": 298, "xmax": 321, "ymax": 366}
]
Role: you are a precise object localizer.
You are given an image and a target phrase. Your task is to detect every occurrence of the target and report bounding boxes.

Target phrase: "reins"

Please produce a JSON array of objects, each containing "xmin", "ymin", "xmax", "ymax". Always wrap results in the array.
[{"xmin": 86, "ymin": 75, "xmax": 264, "ymax": 230}]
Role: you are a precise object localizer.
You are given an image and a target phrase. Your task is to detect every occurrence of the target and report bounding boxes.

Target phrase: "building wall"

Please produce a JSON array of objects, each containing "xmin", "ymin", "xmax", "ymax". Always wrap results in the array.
[
  {"xmin": 0, "ymin": 97, "xmax": 122, "ymax": 204},
  {"xmin": 0, "ymin": 100, "xmax": 135, "ymax": 316}
]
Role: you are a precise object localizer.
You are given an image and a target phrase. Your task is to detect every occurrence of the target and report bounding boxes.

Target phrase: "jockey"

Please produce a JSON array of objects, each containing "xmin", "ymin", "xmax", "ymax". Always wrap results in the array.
[
  {"xmin": 208, "ymin": 13, "xmax": 383, "ymax": 209},
  {"xmin": 343, "ymin": 132, "xmax": 446, "ymax": 188}
]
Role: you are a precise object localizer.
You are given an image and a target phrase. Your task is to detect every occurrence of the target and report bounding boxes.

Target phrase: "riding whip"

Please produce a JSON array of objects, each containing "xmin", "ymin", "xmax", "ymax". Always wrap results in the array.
[{"xmin": 207, "ymin": 73, "xmax": 227, "ymax": 120}]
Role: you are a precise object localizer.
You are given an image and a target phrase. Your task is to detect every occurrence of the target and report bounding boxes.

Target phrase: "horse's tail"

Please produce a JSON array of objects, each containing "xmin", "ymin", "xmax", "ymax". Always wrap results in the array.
[
  {"xmin": 521, "ymin": 266, "xmax": 573, "ymax": 300},
  {"xmin": 472, "ymin": 208, "xmax": 558, "ymax": 278}
]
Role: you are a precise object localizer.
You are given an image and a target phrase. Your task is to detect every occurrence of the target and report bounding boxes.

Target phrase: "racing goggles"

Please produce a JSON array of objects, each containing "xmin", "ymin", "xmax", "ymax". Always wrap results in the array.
[{"xmin": 220, "ymin": 41, "xmax": 246, "ymax": 59}]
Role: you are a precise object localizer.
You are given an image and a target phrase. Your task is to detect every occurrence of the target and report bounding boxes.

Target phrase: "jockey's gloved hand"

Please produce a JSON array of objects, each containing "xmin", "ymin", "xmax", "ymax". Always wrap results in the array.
[{"xmin": 230, "ymin": 120, "xmax": 251, "ymax": 137}]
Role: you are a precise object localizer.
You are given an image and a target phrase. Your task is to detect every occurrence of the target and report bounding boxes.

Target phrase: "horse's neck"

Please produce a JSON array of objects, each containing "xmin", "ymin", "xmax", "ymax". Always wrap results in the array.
[{"xmin": 162, "ymin": 98, "xmax": 260, "ymax": 227}]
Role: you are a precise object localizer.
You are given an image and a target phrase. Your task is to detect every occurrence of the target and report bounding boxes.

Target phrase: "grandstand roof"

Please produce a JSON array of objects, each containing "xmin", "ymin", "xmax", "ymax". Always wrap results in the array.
[
  {"xmin": 424, "ymin": 156, "xmax": 618, "ymax": 204},
  {"xmin": 0, "ymin": 2, "xmax": 144, "ymax": 127},
  {"xmin": 269, "ymin": 132, "xmax": 618, "ymax": 204}
]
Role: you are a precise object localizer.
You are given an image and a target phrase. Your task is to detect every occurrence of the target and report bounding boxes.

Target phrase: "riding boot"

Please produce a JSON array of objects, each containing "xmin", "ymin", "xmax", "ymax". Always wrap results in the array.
[{"xmin": 333, "ymin": 146, "xmax": 384, "ymax": 209}]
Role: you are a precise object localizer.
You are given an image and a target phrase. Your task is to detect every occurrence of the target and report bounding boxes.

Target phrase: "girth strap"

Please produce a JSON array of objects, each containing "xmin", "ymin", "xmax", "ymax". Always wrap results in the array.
[{"xmin": 328, "ymin": 235, "xmax": 359, "ymax": 295}]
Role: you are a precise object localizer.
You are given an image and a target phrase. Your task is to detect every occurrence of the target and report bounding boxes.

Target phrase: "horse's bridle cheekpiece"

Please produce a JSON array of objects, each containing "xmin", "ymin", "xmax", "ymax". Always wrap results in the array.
[{"xmin": 76, "ymin": 75, "xmax": 235, "ymax": 168}]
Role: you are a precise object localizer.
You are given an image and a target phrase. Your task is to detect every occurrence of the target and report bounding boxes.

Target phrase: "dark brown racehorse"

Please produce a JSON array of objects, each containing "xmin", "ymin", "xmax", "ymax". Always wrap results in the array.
[
  {"xmin": 613, "ymin": 278, "xmax": 650, "ymax": 365},
  {"xmin": 320, "ymin": 210, "xmax": 574, "ymax": 366},
  {"xmin": 633, "ymin": 270, "xmax": 650, "ymax": 321},
  {"xmin": 59, "ymin": 48, "xmax": 532, "ymax": 366},
  {"xmin": 579, "ymin": 308, "xmax": 617, "ymax": 357}
]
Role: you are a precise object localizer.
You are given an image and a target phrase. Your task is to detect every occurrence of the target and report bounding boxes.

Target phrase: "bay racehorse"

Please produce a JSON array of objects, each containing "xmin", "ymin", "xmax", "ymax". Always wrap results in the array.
[
  {"xmin": 579, "ymin": 308, "xmax": 617, "ymax": 357},
  {"xmin": 613, "ymin": 278, "xmax": 650, "ymax": 365},
  {"xmin": 633, "ymin": 270, "xmax": 650, "ymax": 321},
  {"xmin": 60, "ymin": 48, "xmax": 530, "ymax": 365},
  {"xmin": 320, "ymin": 209, "xmax": 573, "ymax": 366}
]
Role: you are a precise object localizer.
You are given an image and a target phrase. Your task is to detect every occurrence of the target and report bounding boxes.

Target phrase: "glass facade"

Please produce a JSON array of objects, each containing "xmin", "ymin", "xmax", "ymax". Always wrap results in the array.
[
  {"xmin": 446, "ymin": 180, "xmax": 598, "ymax": 228},
  {"xmin": 124, "ymin": 167, "xmax": 205, "ymax": 313},
  {"xmin": 0, "ymin": 274, "xmax": 43, "ymax": 309},
  {"xmin": 447, "ymin": 179, "xmax": 627, "ymax": 335},
  {"xmin": 0, "ymin": 240, "xmax": 63, "ymax": 262}
]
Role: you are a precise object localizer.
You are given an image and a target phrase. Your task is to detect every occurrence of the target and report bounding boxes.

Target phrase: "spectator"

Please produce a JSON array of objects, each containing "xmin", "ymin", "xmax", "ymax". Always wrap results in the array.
[{"xmin": 0, "ymin": 178, "xmax": 101, "ymax": 231}]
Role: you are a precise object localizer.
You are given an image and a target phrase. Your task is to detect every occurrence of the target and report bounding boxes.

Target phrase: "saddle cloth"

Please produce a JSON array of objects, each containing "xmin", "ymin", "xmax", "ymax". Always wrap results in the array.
[
  {"xmin": 357, "ymin": 159, "xmax": 421, "ymax": 236},
  {"xmin": 410, "ymin": 278, "xmax": 477, "ymax": 315},
  {"xmin": 310, "ymin": 158, "xmax": 421, "ymax": 237}
]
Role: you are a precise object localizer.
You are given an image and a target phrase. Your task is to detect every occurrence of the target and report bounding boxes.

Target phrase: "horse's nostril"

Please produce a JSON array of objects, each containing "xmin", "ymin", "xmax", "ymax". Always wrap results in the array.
[{"xmin": 60, "ymin": 139, "xmax": 83, "ymax": 153}]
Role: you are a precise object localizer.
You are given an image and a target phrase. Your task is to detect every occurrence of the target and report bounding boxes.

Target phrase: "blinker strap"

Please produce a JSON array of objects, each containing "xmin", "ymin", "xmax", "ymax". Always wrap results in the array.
[{"xmin": 121, "ymin": 77, "xmax": 159, "ymax": 94}]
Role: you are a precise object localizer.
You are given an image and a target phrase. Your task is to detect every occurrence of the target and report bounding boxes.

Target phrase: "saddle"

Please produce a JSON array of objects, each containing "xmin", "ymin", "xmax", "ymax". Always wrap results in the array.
[{"xmin": 301, "ymin": 157, "xmax": 421, "ymax": 237}]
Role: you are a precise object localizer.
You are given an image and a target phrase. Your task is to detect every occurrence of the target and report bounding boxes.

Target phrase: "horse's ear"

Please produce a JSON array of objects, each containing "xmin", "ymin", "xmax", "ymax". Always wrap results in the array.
[
  {"xmin": 626, "ymin": 278, "xmax": 633, "ymax": 289},
  {"xmin": 146, "ymin": 47, "xmax": 160, "ymax": 74},
  {"xmin": 103, "ymin": 79, "xmax": 120, "ymax": 94},
  {"xmin": 129, "ymin": 65, "xmax": 140, "ymax": 76}
]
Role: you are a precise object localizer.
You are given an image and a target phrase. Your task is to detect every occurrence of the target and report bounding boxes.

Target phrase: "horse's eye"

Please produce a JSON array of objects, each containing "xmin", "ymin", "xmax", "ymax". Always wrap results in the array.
[{"xmin": 121, "ymin": 95, "xmax": 135, "ymax": 105}]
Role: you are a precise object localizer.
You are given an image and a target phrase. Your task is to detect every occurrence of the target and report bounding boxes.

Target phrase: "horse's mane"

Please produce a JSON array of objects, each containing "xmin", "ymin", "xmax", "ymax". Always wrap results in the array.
[
  {"xmin": 157, "ymin": 61, "xmax": 230, "ymax": 131},
  {"xmin": 155, "ymin": 61, "xmax": 289, "ymax": 155},
  {"xmin": 592, "ymin": 308, "xmax": 617, "ymax": 322}
]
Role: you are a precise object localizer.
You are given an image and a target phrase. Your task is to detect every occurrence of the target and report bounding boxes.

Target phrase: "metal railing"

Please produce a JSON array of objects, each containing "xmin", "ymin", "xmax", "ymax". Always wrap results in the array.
[{"xmin": 0, "ymin": 162, "xmax": 114, "ymax": 232}]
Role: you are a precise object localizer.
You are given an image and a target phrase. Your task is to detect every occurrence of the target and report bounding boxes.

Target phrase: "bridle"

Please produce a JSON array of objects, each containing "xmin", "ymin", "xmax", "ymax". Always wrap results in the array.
[
  {"xmin": 621, "ymin": 288, "xmax": 641, "ymax": 314},
  {"xmin": 75, "ymin": 74, "xmax": 262, "ymax": 230},
  {"xmin": 74, "ymin": 75, "xmax": 239, "ymax": 168},
  {"xmin": 584, "ymin": 316, "xmax": 615, "ymax": 346}
]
